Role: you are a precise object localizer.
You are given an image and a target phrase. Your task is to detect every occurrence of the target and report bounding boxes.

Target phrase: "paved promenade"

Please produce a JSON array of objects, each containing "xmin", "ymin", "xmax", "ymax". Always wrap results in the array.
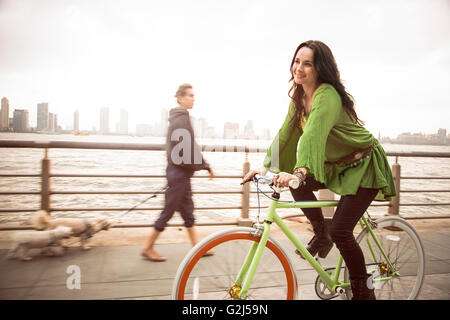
[{"xmin": 0, "ymin": 218, "xmax": 449, "ymax": 300}]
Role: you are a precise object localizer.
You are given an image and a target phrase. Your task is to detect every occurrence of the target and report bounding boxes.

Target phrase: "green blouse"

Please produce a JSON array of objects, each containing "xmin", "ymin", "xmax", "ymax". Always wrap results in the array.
[{"xmin": 263, "ymin": 83, "xmax": 396, "ymax": 201}]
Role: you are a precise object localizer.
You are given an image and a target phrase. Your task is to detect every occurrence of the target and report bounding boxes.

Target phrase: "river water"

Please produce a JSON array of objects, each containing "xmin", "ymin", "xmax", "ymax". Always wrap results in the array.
[{"xmin": 1, "ymin": 132, "xmax": 449, "ymax": 225}]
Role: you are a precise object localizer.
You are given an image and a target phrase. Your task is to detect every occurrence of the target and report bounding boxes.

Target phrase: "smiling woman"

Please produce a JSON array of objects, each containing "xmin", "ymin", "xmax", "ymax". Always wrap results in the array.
[
  {"xmin": 288, "ymin": 40, "xmax": 363, "ymax": 128},
  {"xmin": 243, "ymin": 40, "xmax": 397, "ymax": 300}
]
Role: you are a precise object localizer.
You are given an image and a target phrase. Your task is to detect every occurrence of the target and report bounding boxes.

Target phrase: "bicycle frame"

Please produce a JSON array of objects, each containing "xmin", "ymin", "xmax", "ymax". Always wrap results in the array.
[{"xmin": 237, "ymin": 198, "xmax": 397, "ymax": 299}]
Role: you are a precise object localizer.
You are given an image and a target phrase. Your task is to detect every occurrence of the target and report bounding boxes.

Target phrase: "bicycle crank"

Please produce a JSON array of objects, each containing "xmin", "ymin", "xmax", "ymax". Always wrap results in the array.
[{"xmin": 314, "ymin": 267, "xmax": 340, "ymax": 300}]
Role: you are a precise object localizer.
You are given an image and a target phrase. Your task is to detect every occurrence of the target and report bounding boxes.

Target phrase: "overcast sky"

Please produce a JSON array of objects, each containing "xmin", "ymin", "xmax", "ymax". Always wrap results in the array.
[{"xmin": 0, "ymin": 0, "xmax": 449, "ymax": 137}]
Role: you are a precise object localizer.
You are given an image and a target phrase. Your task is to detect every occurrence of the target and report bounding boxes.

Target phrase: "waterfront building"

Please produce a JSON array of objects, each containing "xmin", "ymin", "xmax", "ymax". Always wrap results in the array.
[
  {"xmin": 396, "ymin": 129, "xmax": 449, "ymax": 145},
  {"xmin": 37, "ymin": 103, "xmax": 49, "ymax": 131},
  {"xmin": 197, "ymin": 117, "xmax": 208, "ymax": 138},
  {"xmin": 244, "ymin": 120, "xmax": 256, "ymax": 140},
  {"xmin": 160, "ymin": 108, "xmax": 168, "ymax": 136},
  {"xmin": 100, "ymin": 107, "xmax": 110, "ymax": 134},
  {"xmin": 48, "ymin": 113, "xmax": 57, "ymax": 132},
  {"xmin": 438, "ymin": 128, "xmax": 446, "ymax": 145},
  {"xmin": 0, "ymin": 97, "xmax": 10, "ymax": 131},
  {"xmin": 55, "ymin": 114, "xmax": 59, "ymax": 132},
  {"xmin": 224, "ymin": 122, "xmax": 240, "ymax": 139},
  {"xmin": 206, "ymin": 126, "xmax": 216, "ymax": 138},
  {"xmin": 74, "ymin": 110, "xmax": 79, "ymax": 132},
  {"xmin": 191, "ymin": 116, "xmax": 208, "ymax": 139},
  {"xmin": 119, "ymin": 108, "xmax": 128, "ymax": 135},
  {"xmin": 261, "ymin": 128, "xmax": 271, "ymax": 140},
  {"xmin": 12, "ymin": 109, "xmax": 30, "ymax": 132}
]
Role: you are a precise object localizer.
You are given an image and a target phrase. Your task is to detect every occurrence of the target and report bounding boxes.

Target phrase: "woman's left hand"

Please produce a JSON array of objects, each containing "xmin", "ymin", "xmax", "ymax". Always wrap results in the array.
[{"xmin": 273, "ymin": 172, "xmax": 296, "ymax": 188}]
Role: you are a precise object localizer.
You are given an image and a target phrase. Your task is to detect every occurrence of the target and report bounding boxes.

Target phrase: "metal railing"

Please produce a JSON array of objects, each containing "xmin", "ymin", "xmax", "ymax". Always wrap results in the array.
[
  {"xmin": 1, "ymin": 139, "xmax": 450, "ymax": 230},
  {"xmin": 388, "ymin": 154, "xmax": 450, "ymax": 218}
]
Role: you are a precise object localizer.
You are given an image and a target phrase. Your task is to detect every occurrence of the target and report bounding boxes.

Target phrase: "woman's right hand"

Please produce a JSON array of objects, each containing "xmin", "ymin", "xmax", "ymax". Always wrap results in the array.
[{"xmin": 241, "ymin": 167, "xmax": 267, "ymax": 185}]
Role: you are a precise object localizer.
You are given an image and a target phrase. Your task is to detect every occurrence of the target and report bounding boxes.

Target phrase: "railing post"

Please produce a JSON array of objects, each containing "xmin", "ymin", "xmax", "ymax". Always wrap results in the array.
[
  {"xmin": 388, "ymin": 158, "xmax": 401, "ymax": 215},
  {"xmin": 238, "ymin": 152, "xmax": 252, "ymax": 226},
  {"xmin": 41, "ymin": 148, "xmax": 51, "ymax": 213}
]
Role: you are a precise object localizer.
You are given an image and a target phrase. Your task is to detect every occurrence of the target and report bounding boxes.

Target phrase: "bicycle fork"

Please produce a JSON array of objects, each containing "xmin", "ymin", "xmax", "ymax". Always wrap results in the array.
[
  {"xmin": 234, "ymin": 203, "xmax": 346, "ymax": 299},
  {"xmin": 234, "ymin": 221, "xmax": 272, "ymax": 299}
]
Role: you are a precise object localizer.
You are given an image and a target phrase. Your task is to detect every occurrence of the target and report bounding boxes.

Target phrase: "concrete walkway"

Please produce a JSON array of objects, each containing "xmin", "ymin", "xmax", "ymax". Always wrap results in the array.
[{"xmin": 0, "ymin": 219, "xmax": 449, "ymax": 300}]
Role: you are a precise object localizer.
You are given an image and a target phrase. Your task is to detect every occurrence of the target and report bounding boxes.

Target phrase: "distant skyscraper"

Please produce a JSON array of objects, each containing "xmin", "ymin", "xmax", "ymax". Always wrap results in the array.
[
  {"xmin": 13, "ymin": 109, "xmax": 30, "ymax": 132},
  {"xmin": 224, "ymin": 122, "xmax": 240, "ymax": 139},
  {"xmin": 206, "ymin": 126, "xmax": 216, "ymax": 139},
  {"xmin": 262, "ymin": 128, "xmax": 271, "ymax": 140},
  {"xmin": 37, "ymin": 103, "xmax": 49, "ymax": 131},
  {"xmin": 438, "ymin": 128, "xmax": 446, "ymax": 144},
  {"xmin": 100, "ymin": 107, "xmax": 110, "ymax": 134},
  {"xmin": 244, "ymin": 120, "xmax": 256, "ymax": 139},
  {"xmin": 119, "ymin": 109, "xmax": 128, "ymax": 134},
  {"xmin": 48, "ymin": 113, "xmax": 56, "ymax": 132},
  {"xmin": 1, "ymin": 97, "xmax": 10, "ymax": 131},
  {"xmin": 190, "ymin": 117, "xmax": 207, "ymax": 138},
  {"xmin": 73, "ymin": 110, "xmax": 79, "ymax": 132},
  {"xmin": 193, "ymin": 117, "xmax": 208, "ymax": 139}
]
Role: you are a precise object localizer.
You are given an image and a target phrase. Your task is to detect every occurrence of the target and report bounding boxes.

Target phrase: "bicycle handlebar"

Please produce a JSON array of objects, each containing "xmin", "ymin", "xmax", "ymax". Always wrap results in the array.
[
  {"xmin": 240, "ymin": 173, "xmax": 300, "ymax": 201},
  {"xmin": 252, "ymin": 174, "xmax": 270, "ymax": 184},
  {"xmin": 243, "ymin": 173, "xmax": 300, "ymax": 189}
]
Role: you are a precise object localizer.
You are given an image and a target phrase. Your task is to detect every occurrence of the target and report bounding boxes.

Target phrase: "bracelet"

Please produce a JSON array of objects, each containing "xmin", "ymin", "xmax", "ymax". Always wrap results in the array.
[{"xmin": 293, "ymin": 168, "xmax": 306, "ymax": 185}]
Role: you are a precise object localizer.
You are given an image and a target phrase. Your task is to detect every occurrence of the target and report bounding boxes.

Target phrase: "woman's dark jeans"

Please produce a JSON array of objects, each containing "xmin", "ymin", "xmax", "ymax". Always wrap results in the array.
[{"xmin": 290, "ymin": 176, "xmax": 378, "ymax": 280}]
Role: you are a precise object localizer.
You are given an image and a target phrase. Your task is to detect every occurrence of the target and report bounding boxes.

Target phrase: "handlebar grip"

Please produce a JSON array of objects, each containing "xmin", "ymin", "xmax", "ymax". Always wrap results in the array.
[
  {"xmin": 253, "ymin": 174, "xmax": 262, "ymax": 181},
  {"xmin": 240, "ymin": 173, "xmax": 259, "ymax": 185},
  {"xmin": 288, "ymin": 178, "xmax": 300, "ymax": 189}
]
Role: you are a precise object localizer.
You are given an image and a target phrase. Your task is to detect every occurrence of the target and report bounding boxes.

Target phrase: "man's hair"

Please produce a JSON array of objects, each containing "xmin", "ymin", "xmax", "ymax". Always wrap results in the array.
[{"xmin": 175, "ymin": 83, "xmax": 193, "ymax": 103}]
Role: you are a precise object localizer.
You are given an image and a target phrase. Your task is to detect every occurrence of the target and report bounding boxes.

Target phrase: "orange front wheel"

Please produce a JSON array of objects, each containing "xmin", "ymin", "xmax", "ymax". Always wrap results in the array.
[{"xmin": 172, "ymin": 228, "xmax": 297, "ymax": 300}]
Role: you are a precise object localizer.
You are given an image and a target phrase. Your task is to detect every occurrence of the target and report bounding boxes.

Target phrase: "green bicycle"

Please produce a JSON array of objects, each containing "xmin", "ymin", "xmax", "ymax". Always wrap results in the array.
[{"xmin": 172, "ymin": 175, "xmax": 426, "ymax": 300}]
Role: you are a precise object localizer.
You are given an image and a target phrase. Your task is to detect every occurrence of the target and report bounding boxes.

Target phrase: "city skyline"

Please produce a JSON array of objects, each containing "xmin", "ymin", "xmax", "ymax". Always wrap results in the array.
[
  {"xmin": 1, "ymin": 95, "xmax": 450, "ymax": 142},
  {"xmin": 0, "ymin": 96, "xmax": 280, "ymax": 137},
  {"xmin": 0, "ymin": 97, "xmax": 276, "ymax": 139}
]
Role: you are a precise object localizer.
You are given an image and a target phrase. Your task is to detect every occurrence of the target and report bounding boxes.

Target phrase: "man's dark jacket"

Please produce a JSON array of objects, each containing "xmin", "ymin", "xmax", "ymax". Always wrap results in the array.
[{"xmin": 166, "ymin": 107, "xmax": 210, "ymax": 176}]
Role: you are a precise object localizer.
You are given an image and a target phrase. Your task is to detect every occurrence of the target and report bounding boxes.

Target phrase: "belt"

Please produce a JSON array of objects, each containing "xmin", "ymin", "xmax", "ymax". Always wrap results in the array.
[{"xmin": 325, "ymin": 139, "xmax": 376, "ymax": 167}]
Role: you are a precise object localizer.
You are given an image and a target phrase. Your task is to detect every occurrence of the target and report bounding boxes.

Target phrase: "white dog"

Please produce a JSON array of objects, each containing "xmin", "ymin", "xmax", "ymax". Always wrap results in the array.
[
  {"xmin": 31, "ymin": 210, "xmax": 111, "ymax": 250},
  {"xmin": 8, "ymin": 226, "xmax": 73, "ymax": 261}
]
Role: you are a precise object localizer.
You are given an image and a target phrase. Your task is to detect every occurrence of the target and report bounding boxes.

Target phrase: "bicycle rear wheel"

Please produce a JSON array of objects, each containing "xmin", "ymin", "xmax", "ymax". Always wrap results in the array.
[
  {"xmin": 344, "ymin": 216, "xmax": 425, "ymax": 299},
  {"xmin": 172, "ymin": 227, "xmax": 297, "ymax": 300}
]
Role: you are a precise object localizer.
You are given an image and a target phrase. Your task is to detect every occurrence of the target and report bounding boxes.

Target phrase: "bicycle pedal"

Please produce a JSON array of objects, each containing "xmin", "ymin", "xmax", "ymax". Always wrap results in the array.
[
  {"xmin": 294, "ymin": 249, "xmax": 306, "ymax": 259},
  {"xmin": 295, "ymin": 249, "xmax": 318, "ymax": 261}
]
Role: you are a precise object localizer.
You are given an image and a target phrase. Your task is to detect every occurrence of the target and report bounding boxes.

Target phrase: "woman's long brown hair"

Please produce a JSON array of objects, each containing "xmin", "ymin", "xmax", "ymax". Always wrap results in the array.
[{"xmin": 288, "ymin": 40, "xmax": 364, "ymax": 127}]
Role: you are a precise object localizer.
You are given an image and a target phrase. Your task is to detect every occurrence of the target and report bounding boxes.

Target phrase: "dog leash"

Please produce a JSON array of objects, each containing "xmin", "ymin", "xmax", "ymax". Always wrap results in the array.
[
  {"xmin": 63, "ymin": 220, "xmax": 110, "ymax": 247},
  {"xmin": 111, "ymin": 184, "xmax": 168, "ymax": 222},
  {"xmin": 62, "ymin": 185, "xmax": 168, "ymax": 247}
]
